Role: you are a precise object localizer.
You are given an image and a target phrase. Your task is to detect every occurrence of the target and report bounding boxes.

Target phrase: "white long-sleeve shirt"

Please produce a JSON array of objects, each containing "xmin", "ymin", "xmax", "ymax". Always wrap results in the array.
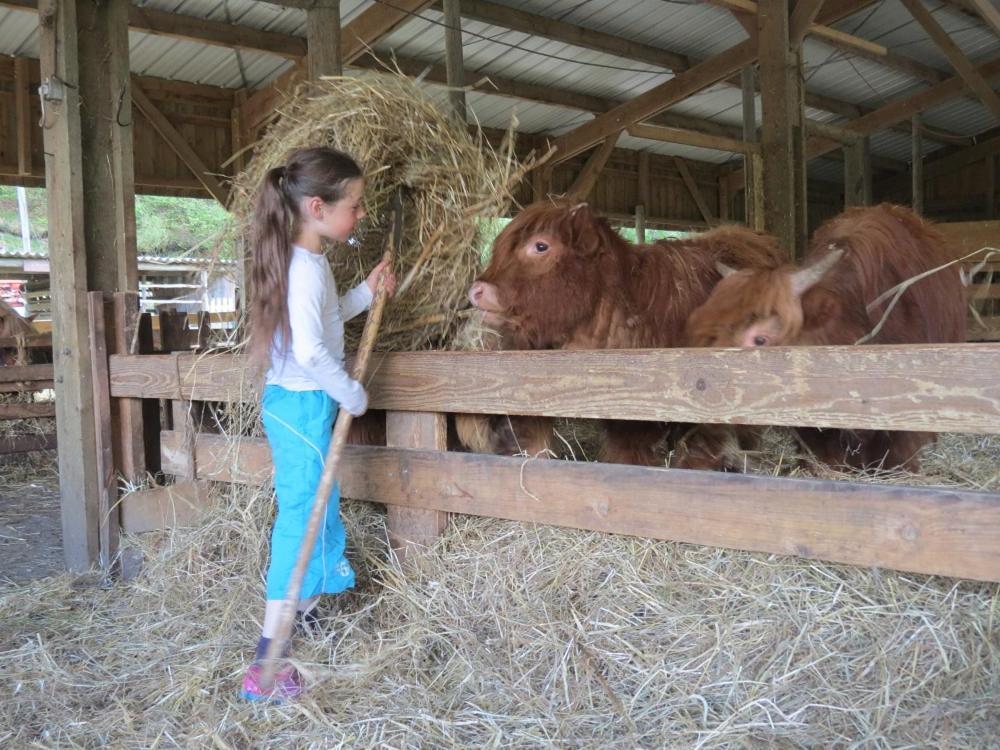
[{"xmin": 265, "ymin": 245, "xmax": 373, "ymax": 414}]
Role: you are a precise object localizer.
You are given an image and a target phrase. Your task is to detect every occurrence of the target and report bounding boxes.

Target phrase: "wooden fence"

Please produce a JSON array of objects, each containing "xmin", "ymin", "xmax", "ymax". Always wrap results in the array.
[
  {"xmin": 0, "ymin": 331, "xmax": 55, "ymax": 455},
  {"xmin": 102, "ymin": 304, "xmax": 1000, "ymax": 583}
]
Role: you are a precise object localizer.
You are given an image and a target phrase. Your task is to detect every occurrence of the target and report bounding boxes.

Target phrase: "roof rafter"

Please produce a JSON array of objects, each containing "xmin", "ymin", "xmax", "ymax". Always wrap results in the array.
[{"xmin": 899, "ymin": 0, "xmax": 1000, "ymax": 121}]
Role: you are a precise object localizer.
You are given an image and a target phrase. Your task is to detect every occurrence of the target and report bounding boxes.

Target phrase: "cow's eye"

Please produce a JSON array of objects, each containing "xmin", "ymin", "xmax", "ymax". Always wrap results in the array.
[
  {"xmin": 753, "ymin": 335, "xmax": 769, "ymax": 346},
  {"xmin": 533, "ymin": 242, "xmax": 549, "ymax": 253}
]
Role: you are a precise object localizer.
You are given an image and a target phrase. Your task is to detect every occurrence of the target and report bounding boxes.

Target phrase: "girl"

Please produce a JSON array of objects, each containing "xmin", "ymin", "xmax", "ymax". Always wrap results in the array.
[{"xmin": 241, "ymin": 146, "xmax": 396, "ymax": 702}]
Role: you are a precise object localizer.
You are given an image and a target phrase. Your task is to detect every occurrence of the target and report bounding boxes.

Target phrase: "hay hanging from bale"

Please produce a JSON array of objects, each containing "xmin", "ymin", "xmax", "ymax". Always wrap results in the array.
[{"xmin": 227, "ymin": 71, "xmax": 537, "ymax": 352}]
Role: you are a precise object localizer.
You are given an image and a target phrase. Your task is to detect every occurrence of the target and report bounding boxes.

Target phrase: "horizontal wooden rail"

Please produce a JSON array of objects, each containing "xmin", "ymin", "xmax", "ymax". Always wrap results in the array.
[
  {"xmin": 0, "ymin": 402, "xmax": 56, "ymax": 420},
  {"xmin": 0, "ymin": 332, "xmax": 52, "ymax": 349},
  {"xmin": 110, "ymin": 345, "xmax": 1000, "ymax": 433},
  {"xmin": 0, "ymin": 433, "xmax": 57, "ymax": 454},
  {"xmin": 0, "ymin": 364, "xmax": 54, "ymax": 383},
  {"xmin": 159, "ymin": 430, "xmax": 1000, "ymax": 583}
]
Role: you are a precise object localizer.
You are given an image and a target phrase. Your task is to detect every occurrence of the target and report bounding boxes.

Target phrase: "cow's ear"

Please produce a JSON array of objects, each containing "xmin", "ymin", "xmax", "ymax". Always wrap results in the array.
[
  {"xmin": 790, "ymin": 247, "xmax": 844, "ymax": 296},
  {"xmin": 562, "ymin": 202, "xmax": 598, "ymax": 254}
]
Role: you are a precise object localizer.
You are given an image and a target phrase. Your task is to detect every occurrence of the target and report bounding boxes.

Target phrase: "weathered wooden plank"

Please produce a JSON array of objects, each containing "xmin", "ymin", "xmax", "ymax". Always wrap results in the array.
[
  {"xmin": 13, "ymin": 56, "xmax": 31, "ymax": 175},
  {"xmin": 0, "ymin": 364, "xmax": 54, "ymax": 383},
  {"xmin": 160, "ymin": 431, "xmax": 1000, "ymax": 583},
  {"xmin": 110, "ymin": 346, "xmax": 1000, "ymax": 433},
  {"xmin": 121, "ymin": 480, "xmax": 211, "ymax": 533},
  {"xmin": 0, "ymin": 402, "xmax": 56, "ymax": 420},
  {"xmin": 88, "ymin": 293, "xmax": 119, "ymax": 567},
  {"xmin": 112, "ymin": 293, "xmax": 147, "ymax": 484},
  {"xmin": 386, "ymin": 412, "xmax": 449, "ymax": 558},
  {"xmin": 0, "ymin": 432, "xmax": 57, "ymax": 454},
  {"xmin": 937, "ymin": 220, "xmax": 1000, "ymax": 257},
  {"xmin": 307, "ymin": 0, "xmax": 342, "ymax": 79},
  {"xmin": 38, "ymin": 0, "xmax": 103, "ymax": 569}
]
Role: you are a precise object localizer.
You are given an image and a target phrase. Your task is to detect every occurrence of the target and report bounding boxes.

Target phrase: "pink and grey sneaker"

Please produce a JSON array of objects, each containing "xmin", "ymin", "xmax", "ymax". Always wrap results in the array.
[{"xmin": 239, "ymin": 660, "xmax": 304, "ymax": 703}]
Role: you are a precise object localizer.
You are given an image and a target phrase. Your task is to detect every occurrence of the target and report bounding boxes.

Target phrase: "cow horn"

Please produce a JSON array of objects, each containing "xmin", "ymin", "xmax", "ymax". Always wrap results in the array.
[
  {"xmin": 716, "ymin": 261, "xmax": 739, "ymax": 278},
  {"xmin": 790, "ymin": 247, "xmax": 845, "ymax": 296},
  {"xmin": 569, "ymin": 202, "xmax": 588, "ymax": 215}
]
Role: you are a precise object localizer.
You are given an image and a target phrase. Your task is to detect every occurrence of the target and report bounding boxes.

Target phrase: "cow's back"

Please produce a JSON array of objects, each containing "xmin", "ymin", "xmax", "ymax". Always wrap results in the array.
[
  {"xmin": 806, "ymin": 204, "xmax": 966, "ymax": 345},
  {"xmin": 623, "ymin": 226, "xmax": 784, "ymax": 348}
]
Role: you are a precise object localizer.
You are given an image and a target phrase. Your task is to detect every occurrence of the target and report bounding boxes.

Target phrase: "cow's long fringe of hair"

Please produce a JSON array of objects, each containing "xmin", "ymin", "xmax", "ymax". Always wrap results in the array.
[
  {"xmin": 247, "ymin": 147, "xmax": 363, "ymax": 364},
  {"xmin": 806, "ymin": 203, "xmax": 966, "ymax": 344}
]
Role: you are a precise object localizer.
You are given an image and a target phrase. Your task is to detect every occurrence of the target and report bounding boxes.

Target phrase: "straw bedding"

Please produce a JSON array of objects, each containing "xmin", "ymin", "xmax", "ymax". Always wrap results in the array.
[
  {"xmin": 0, "ymin": 435, "xmax": 997, "ymax": 748},
  {"xmin": 1, "ymin": 72, "xmax": 998, "ymax": 748}
]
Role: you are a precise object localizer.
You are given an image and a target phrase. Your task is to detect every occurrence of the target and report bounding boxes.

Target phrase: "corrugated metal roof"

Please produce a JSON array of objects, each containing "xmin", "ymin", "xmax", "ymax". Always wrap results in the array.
[{"xmin": 1, "ymin": 0, "xmax": 998, "ymax": 168}]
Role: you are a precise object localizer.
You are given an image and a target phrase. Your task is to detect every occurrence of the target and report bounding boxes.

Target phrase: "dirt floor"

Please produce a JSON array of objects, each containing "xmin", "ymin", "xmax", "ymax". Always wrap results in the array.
[{"xmin": 0, "ymin": 452, "xmax": 63, "ymax": 586}]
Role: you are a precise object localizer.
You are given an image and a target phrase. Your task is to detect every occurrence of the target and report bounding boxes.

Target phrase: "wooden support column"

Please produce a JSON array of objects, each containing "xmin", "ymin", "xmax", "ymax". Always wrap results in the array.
[
  {"xmin": 77, "ymin": 0, "xmax": 138, "ymax": 294},
  {"xmin": 87, "ymin": 293, "xmax": 119, "ymax": 567},
  {"xmin": 912, "ymin": 113, "xmax": 924, "ymax": 214},
  {"xmin": 844, "ymin": 135, "xmax": 872, "ymax": 207},
  {"xmin": 307, "ymin": 0, "xmax": 342, "ymax": 79},
  {"xmin": 757, "ymin": 0, "xmax": 807, "ymax": 257},
  {"xmin": 14, "ymin": 57, "xmax": 32, "ymax": 176},
  {"xmin": 386, "ymin": 412, "xmax": 448, "ymax": 561},
  {"xmin": 741, "ymin": 65, "xmax": 765, "ymax": 230},
  {"xmin": 637, "ymin": 150, "xmax": 650, "ymax": 243},
  {"xmin": 985, "ymin": 154, "xmax": 996, "ymax": 219},
  {"xmin": 38, "ymin": 0, "xmax": 125, "ymax": 570},
  {"xmin": 443, "ymin": 0, "xmax": 467, "ymax": 122}
]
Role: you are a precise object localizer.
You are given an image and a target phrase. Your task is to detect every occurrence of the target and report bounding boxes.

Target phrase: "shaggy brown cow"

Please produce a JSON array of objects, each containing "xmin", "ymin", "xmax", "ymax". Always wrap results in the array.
[
  {"xmin": 465, "ymin": 200, "xmax": 783, "ymax": 465},
  {"xmin": 686, "ymin": 203, "xmax": 967, "ymax": 471}
]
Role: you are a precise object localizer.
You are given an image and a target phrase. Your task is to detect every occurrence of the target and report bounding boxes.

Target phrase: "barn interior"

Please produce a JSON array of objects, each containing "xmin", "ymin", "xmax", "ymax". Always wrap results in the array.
[{"xmin": 0, "ymin": 1, "xmax": 998, "ymax": 746}]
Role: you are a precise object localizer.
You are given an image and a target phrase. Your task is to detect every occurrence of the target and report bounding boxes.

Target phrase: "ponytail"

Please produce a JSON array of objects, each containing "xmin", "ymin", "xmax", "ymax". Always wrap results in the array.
[{"xmin": 248, "ymin": 166, "xmax": 294, "ymax": 364}]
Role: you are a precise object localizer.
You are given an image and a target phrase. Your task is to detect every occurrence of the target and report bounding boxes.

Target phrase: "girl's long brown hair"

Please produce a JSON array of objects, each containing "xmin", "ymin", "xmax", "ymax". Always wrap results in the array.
[{"xmin": 248, "ymin": 147, "xmax": 363, "ymax": 364}]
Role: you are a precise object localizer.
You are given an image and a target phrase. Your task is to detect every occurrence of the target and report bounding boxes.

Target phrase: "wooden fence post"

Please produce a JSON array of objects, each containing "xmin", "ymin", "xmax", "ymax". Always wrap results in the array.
[
  {"xmin": 385, "ymin": 411, "xmax": 449, "ymax": 561},
  {"xmin": 87, "ymin": 292, "xmax": 119, "ymax": 568}
]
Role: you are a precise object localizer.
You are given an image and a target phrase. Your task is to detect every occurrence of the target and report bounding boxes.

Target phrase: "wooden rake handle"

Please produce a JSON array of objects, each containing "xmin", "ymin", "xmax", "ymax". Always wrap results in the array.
[{"xmin": 259, "ymin": 227, "xmax": 397, "ymax": 690}]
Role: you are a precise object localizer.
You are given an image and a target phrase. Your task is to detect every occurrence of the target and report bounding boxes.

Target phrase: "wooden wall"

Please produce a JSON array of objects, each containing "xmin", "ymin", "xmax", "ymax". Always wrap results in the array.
[{"xmin": 0, "ymin": 56, "xmax": 234, "ymax": 198}]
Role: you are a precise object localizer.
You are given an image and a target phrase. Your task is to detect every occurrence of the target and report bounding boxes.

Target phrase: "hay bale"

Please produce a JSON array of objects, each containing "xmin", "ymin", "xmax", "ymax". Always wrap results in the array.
[{"xmin": 228, "ymin": 71, "xmax": 535, "ymax": 353}]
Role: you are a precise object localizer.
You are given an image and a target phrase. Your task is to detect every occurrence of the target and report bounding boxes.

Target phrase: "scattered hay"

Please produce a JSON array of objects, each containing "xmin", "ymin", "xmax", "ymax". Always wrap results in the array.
[
  {"xmin": 0, "ymin": 436, "xmax": 997, "ymax": 748},
  {"xmin": 226, "ymin": 70, "xmax": 535, "ymax": 353}
]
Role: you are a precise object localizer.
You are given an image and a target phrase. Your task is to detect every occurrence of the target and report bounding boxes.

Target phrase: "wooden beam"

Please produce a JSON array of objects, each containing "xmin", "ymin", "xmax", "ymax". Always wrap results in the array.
[
  {"xmin": 38, "ymin": 0, "xmax": 106, "ymax": 571},
  {"xmin": 110, "ymin": 345, "xmax": 1000, "ymax": 434},
  {"xmin": 899, "ymin": 0, "xmax": 1000, "ymax": 121},
  {"xmin": 14, "ymin": 57, "xmax": 31, "ymax": 175},
  {"xmin": 0, "ymin": 402, "xmax": 57, "ymax": 420},
  {"xmin": 78, "ymin": 0, "xmax": 139, "ymax": 294},
  {"xmin": 758, "ymin": 0, "xmax": 807, "ymax": 258},
  {"xmin": 87, "ymin": 293, "xmax": 119, "ymax": 568},
  {"xmin": 162, "ymin": 432, "xmax": 1000, "ymax": 583},
  {"xmin": 637, "ymin": 150, "xmax": 651, "ymax": 208},
  {"xmin": 715, "ymin": 0, "xmax": 949, "ymax": 84},
  {"xmin": 130, "ymin": 80, "xmax": 229, "ymax": 206},
  {"xmin": 0, "ymin": 433, "xmax": 57, "ymax": 455},
  {"xmin": 912, "ymin": 113, "xmax": 924, "ymax": 213},
  {"xmin": 741, "ymin": 66, "xmax": 764, "ymax": 230},
  {"xmin": 386, "ymin": 412, "xmax": 449, "ymax": 559},
  {"xmin": 566, "ymin": 135, "xmax": 619, "ymax": 201},
  {"xmin": 452, "ymin": 0, "xmax": 691, "ymax": 73},
  {"xmin": 628, "ymin": 122, "xmax": 757, "ymax": 154},
  {"xmin": 241, "ymin": 0, "xmax": 434, "ymax": 133},
  {"xmin": 674, "ymin": 156, "xmax": 717, "ymax": 225},
  {"xmin": 789, "ymin": 0, "xmax": 827, "ymax": 45},
  {"xmin": 127, "ymin": 3, "xmax": 306, "ymax": 58},
  {"xmin": 443, "ymin": 0, "xmax": 467, "ymax": 122},
  {"xmin": 844, "ymin": 135, "xmax": 872, "ymax": 206},
  {"xmin": 966, "ymin": 0, "xmax": 1000, "ymax": 37},
  {"xmin": 307, "ymin": 0, "xmax": 342, "ymax": 79},
  {"xmin": 551, "ymin": 39, "xmax": 757, "ymax": 164}
]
